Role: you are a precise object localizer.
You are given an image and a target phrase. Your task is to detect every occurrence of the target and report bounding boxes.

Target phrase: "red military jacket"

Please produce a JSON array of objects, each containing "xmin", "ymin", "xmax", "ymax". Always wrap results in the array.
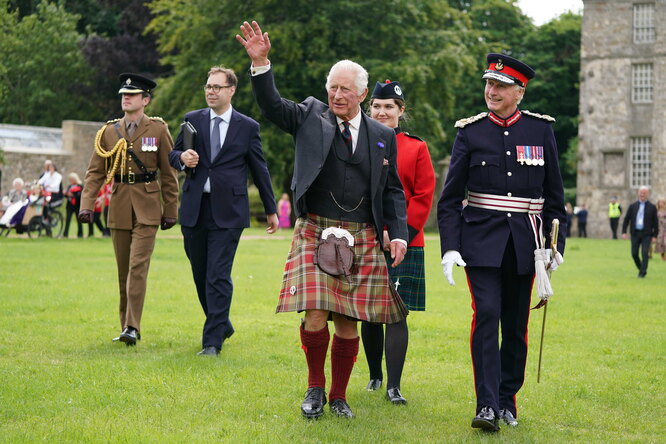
[{"xmin": 395, "ymin": 131, "xmax": 436, "ymax": 247}]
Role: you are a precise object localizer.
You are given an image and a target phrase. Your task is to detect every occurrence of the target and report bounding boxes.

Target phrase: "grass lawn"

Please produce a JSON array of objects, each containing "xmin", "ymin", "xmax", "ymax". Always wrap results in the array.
[{"xmin": 0, "ymin": 228, "xmax": 664, "ymax": 443}]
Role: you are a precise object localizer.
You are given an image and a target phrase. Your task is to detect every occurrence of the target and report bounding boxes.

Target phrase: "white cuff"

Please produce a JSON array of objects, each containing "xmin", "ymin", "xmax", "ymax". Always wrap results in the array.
[
  {"xmin": 250, "ymin": 62, "xmax": 271, "ymax": 76},
  {"xmin": 391, "ymin": 238, "xmax": 407, "ymax": 247}
]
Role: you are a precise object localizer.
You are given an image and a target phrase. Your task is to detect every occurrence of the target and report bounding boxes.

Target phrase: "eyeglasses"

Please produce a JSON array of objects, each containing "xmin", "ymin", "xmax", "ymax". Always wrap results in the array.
[{"xmin": 204, "ymin": 84, "xmax": 233, "ymax": 93}]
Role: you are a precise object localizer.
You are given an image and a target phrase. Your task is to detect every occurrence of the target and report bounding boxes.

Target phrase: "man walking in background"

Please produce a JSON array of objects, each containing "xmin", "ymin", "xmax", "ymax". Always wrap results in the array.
[{"xmin": 622, "ymin": 186, "xmax": 658, "ymax": 278}]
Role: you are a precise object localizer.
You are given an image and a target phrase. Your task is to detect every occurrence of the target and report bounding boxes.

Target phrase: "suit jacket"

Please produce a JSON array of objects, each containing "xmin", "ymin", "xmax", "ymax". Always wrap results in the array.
[
  {"xmin": 438, "ymin": 111, "xmax": 566, "ymax": 275},
  {"xmin": 169, "ymin": 108, "xmax": 276, "ymax": 228},
  {"xmin": 81, "ymin": 116, "xmax": 179, "ymax": 229},
  {"xmin": 250, "ymin": 68, "xmax": 407, "ymax": 244},
  {"xmin": 622, "ymin": 200, "xmax": 659, "ymax": 237}
]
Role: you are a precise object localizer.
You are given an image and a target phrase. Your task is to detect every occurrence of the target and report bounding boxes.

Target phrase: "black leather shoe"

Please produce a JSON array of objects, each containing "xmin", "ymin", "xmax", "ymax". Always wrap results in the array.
[
  {"xmin": 499, "ymin": 408, "xmax": 518, "ymax": 427},
  {"xmin": 365, "ymin": 379, "xmax": 382, "ymax": 391},
  {"xmin": 119, "ymin": 327, "xmax": 138, "ymax": 346},
  {"xmin": 197, "ymin": 346, "xmax": 220, "ymax": 356},
  {"xmin": 386, "ymin": 387, "xmax": 407, "ymax": 405},
  {"xmin": 330, "ymin": 399, "xmax": 354, "ymax": 418},
  {"xmin": 301, "ymin": 387, "xmax": 326, "ymax": 419},
  {"xmin": 472, "ymin": 406, "xmax": 500, "ymax": 432}
]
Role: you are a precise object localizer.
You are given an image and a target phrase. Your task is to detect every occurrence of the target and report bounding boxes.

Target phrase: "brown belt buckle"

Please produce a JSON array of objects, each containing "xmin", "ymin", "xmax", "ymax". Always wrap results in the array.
[{"xmin": 127, "ymin": 171, "xmax": 135, "ymax": 184}]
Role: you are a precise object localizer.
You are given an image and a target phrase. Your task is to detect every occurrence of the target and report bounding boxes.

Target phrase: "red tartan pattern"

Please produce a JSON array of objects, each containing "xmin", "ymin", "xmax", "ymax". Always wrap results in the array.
[{"xmin": 276, "ymin": 215, "xmax": 408, "ymax": 324}]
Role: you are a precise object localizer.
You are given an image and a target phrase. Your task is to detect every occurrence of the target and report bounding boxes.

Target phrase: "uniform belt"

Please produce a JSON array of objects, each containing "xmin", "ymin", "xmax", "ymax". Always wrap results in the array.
[
  {"xmin": 114, "ymin": 171, "xmax": 157, "ymax": 184},
  {"xmin": 467, "ymin": 191, "xmax": 544, "ymax": 215}
]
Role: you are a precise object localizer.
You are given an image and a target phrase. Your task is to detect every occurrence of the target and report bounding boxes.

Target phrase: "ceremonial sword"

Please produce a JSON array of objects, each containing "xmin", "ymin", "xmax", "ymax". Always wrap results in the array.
[{"xmin": 537, "ymin": 218, "xmax": 559, "ymax": 383}]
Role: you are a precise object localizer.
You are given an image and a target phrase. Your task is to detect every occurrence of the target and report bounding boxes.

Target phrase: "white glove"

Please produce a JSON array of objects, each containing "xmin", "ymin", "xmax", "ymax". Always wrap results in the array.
[
  {"xmin": 545, "ymin": 248, "xmax": 564, "ymax": 272},
  {"xmin": 441, "ymin": 250, "xmax": 467, "ymax": 286}
]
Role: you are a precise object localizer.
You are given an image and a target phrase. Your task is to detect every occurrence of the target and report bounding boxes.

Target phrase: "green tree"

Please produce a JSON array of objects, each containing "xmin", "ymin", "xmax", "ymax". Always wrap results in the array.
[
  {"xmin": 147, "ymin": 0, "xmax": 474, "ymax": 192},
  {"xmin": 0, "ymin": 0, "xmax": 95, "ymax": 126}
]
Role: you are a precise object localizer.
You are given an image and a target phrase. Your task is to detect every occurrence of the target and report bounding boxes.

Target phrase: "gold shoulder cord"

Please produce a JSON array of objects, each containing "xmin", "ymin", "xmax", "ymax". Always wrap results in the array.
[{"xmin": 94, "ymin": 124, "xmax": 128, "ymax": 184}]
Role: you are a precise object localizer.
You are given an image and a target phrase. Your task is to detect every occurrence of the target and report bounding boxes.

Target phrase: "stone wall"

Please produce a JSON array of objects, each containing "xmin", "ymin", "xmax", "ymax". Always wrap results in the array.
[
  {"xmin": 0, "ymin": 120, "xmax": 101, "ymax": 194},
  {"xmin": 578, "ymin": 0, "xmax": 666, "ymax": 238}
]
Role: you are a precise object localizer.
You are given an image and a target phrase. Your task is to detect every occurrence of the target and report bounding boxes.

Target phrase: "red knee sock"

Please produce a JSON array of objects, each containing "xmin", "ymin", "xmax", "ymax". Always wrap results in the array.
[
  {"xmin": 300, "ymin": 325, "xmax": 330, "ymax": 389},
  {"xmin": 329, "ymin": 334, "xmax": 359, "ymax": 402}
]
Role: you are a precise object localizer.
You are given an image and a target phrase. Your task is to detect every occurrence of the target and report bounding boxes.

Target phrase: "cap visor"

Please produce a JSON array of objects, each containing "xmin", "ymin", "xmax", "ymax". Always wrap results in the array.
[
  {"xmin": 482, "ymin": 71, "xmax": 516, "ymax": 85},
  {"xmin": 118, "ymin": 87, "xmax": 144, "ymax": 94}
]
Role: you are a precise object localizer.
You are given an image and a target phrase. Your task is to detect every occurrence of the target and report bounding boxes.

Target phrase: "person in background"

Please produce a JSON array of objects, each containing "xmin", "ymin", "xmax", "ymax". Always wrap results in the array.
[
  {"xmin": 577, "ymin": 203, "xmax": 588, "ymax": 238},
  {"xmin": 63, "ymin": 173, "xmax": 84, "ymax": 238},
  {"xmin": 277, "ymin": 193, "xmax": 292, "ymax": 229},
  {"xmin": 654, "ymin": 199, "xmax": 666, "ymax": 261},
  {"xmin": 608, "ymin": 196, "xmax": 622, "ymax": 239},
  {"xmin": 38, "ymin": 160, "xmax": 63, "ymax": 202},
  {"xmin": 565, "ymin": 202, "xmax": 574, "ymax": 238},
  {"xmin": 361, "ymin": 79, "xmax": 435, "ymax": 405},
  {"xmin": 1, "ymin": 178, "xmax": 27, "ymax": 210},
  {"xmin": 88, "ymin": 188, "xmax": 110, "ymax": 237},
  {"xmin": 622, "ymin": 186, "xmax": 659, "ymax": 278}
]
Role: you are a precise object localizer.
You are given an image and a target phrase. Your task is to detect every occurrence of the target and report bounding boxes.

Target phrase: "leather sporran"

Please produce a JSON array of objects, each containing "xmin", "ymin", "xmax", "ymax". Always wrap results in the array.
[{"xmin": 313, "ymin": 227, "xmax": 355, "ymax": 283}]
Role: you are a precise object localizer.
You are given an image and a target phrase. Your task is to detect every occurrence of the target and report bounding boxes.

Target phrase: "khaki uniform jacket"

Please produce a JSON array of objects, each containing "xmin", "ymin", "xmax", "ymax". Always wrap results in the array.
[{"xmin": 81, "ymin": 116, "xmax": 179, "ymax": 229}]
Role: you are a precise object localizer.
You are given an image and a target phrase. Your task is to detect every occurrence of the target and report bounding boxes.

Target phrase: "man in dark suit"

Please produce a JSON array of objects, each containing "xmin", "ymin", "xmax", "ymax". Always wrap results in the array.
[
  {"xmin": 237, "ymin": 21, "xmax": 408, "ymax": 419},
  {"xmin": 438, "ymin": 54, "xmax": 566, "ymax": 431},
  {"xmin": 169, "ymin": 66, "xmax": 278, "ymax": 356},
  {"xmin": 622, "ymin": 186, "xmax": 659, "ymax": 278}
]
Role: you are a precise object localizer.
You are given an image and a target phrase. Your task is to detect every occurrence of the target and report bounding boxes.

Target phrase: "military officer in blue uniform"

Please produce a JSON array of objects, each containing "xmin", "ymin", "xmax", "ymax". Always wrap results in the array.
[{"xmin": 437, "ymin": 53, "xmax": 567, "ymax": 432}]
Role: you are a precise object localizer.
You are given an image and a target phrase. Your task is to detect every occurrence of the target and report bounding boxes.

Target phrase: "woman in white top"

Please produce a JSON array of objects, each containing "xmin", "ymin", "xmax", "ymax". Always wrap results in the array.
[{"xmin": 37, "ymin": 160, "xmax": 63, "ymax": 201}]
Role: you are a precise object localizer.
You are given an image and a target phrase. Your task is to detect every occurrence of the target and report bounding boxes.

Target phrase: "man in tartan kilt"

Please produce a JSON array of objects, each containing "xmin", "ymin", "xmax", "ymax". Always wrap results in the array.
[{"xmin": 238, "ymin": 21, "xmax": 408, "ymax": 419}]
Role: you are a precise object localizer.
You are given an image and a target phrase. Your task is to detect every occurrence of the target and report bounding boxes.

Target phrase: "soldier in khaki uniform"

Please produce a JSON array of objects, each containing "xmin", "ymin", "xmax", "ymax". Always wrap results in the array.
[{"xmin": 79, "ymin": 73, "xmax": 179, "ymax": 345}]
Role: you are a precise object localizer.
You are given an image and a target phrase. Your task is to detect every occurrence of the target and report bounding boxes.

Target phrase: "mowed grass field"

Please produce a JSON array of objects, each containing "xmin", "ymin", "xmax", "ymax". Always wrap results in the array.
[{"xmin": 0, "ymin": 228, "xmax": 664, "ymax": 443}]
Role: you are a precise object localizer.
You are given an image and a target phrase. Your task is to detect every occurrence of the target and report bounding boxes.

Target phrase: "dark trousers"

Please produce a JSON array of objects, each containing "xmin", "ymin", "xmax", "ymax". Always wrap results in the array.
[
  {"xmin": 578, "ymin": 222, "xmax": 587, "ymax": 238},
  {"xmin": 181, "ymin": 194, "xmax": 242, "ymax": 350},
  {"xmin": 610, "ymin": 218, "xmax": 619, "ymax": 239},
  {"xmin": 631, "ymin": 229, "xmax": 652, "ymax": 276},
  {"xmin": 465, "ymin": 238, "xmax": 533, "ymax": 417},
  {"xmin": 88, "ymin": 212, "xmax": 108, "ymax": 237},
  {"xmin": 64, "ymin": 204, "xmax": 83, "ymax": 238}
]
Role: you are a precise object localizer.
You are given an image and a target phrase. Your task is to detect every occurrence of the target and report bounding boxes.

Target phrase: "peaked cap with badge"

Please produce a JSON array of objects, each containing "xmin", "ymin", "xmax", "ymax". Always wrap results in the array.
[
  {"xmin": 482, "ymin": 53, "xmax": 535, "ymax": 87},
  {"xmin": 371, "ymin": 80, "xmax": 405, "ymax": 101},
  {"xmin": 118, "ymin": 73, "xmax": 157, "ymax": 95}
]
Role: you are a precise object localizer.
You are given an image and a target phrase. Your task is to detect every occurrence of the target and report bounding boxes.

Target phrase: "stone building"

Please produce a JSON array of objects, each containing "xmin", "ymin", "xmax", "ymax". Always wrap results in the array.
[
  {"xmin": 578, "ymin": 0, "xmax": 665, "ymax": 237},
  {"xmin": 0, "ymin": 121, "xmax": 100, "ymax": 195}
]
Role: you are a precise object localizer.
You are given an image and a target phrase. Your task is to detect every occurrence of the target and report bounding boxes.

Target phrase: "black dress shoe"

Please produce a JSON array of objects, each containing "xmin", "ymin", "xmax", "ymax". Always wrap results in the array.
[
  {"xmin": 225, "ymin": 324, "xmax": 235, "ymax": 340},
  {"xmin": 365, "ymin": 379, "xmax": 382, "ymax": 391},
  {"xmin": 119, "ymin": 327, "xmax": 138, "ymax": 346},
  {"xmin": 197, "ymin": 346, "xmax": 220, "ymax": 356},
  {"xmin": 499, "ymin": 408, "xmax": 518, "ymax": 427},
  {"xmin": 330, "ymin": 399, "xmax": 354, "ymax": 418},
  {"xmin": 301, "ymin": 387, "xmax": 326, "ymax": 419},
  {"xmin": 386, "ymin": 387, "xmax": 407, "ymax": 405},
  {"xmin": 472, "ymin": 406, "xmax": 500, "ymax": 432}
]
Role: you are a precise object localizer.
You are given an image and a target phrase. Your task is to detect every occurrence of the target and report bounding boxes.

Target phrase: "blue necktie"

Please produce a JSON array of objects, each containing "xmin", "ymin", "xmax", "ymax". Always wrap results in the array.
[
  {"xmin": 341, "ymin": 121, "xmax": 352, "ymax": 154},
  {"xmin": 211, "ymin": 116, "xmax": 222, "ymax": 160}
]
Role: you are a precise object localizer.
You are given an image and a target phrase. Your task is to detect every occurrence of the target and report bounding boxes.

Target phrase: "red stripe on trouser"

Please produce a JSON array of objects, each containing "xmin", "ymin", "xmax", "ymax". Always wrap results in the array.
[
  {"xmin": 465, "ymin": 269, "xmax": 478, "ymax": 400},
  {"xmin": 329, "ymin": 335, "xmax": 359, "ymax": 402},
  {"xmin": 300, "ymin": 325, "xmax": 330, "ymax": 389},
  {"xmin": 514, "ymin": 274, "xmax": 535, "ymax": 417}
]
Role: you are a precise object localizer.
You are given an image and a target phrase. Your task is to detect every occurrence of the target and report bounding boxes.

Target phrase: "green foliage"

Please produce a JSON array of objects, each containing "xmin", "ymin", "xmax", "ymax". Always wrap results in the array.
[
  {"xmin": 0, "ymin": 234, "xmax": 664, "ymax": 442},
  {"xmin": 0, "ymin": 0, "xmax": 95, "ymax": 126},
  {"xmin": 146, "ymin": 0, "xmax": 474, "ymax": 191}
]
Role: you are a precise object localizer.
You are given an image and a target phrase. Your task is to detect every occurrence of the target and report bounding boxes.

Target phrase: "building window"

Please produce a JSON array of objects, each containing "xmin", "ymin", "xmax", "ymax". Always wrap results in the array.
[
  {"xmin": 630, "ymin": 137, "xmax": 651, "ymax": 188},
  {"xmin": 633, "ymin": 3, "xmax": 655, "ymax": 43},
  {"xmin": 632, "ymin": 63, "xmax": 653, "ymax": 103}
]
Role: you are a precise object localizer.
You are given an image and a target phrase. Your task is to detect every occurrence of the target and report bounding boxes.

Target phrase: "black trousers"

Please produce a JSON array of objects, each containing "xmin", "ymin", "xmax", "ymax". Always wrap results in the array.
[
  {"xmin": 64, "ymin": 203, "xmax": 83, "ymax": 238},
  {"xmin": 610, "ymin": 218, "xmax": 620, "ymax": 239},
  {"xmin": 181, "ymin": 194, "xmax": 242, "ymax": 349},
  {"xmin": 464, "ymin": 238, "xmax": 533, "ymax": 417},
  {"xmin": 631, "ymin": 229, "xmax": 652, "ymax": 275}
]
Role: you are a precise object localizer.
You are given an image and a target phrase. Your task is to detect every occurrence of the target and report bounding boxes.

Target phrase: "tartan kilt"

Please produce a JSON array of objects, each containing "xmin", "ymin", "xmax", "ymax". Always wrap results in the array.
[
  {"xmin": 276, "ymin": 215, "xmax": 408, "ymax": 324},
  {"xmin": 385, "ymin": 247, "xmax": 426, "ymax": 311}
]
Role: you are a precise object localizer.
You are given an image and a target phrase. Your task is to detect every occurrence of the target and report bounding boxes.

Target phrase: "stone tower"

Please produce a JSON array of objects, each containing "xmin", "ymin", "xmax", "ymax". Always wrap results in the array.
[{"xmin": 578, "ymin": 0, "xmax": 665, "ymax": 237}]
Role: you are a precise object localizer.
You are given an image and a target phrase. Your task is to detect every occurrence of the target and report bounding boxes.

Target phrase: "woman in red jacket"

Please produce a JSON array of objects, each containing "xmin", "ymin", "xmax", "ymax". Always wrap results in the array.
[{"xmin": 362, "ymin": 80, "xmax": 436, "ymax": 404}]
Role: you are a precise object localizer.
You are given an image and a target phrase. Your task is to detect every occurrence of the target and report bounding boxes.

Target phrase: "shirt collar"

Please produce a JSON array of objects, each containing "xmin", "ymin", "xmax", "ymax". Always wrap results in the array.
[
  {"xmin": 210, "ymin": 105, "xmax": 233, "ymax": 122},
  {"xmin": 335, "ymin": 109, "xmax": 362, "ymax": 129},
  {"xmin": 488, "ymin": 109, "xmax": 522, "ymax": 127}
]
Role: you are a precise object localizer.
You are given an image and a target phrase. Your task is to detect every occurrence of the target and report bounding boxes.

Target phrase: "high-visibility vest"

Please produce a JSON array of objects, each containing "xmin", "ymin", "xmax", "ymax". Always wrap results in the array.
[{"xmin": 608, "ymin": 202, "xmax": 621, "ymax": 218}]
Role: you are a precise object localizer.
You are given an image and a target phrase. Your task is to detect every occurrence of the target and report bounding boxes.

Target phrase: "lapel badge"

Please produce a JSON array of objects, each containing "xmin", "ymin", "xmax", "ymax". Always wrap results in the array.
[{"xmin": 377, "ymin": 141, "xmax": 385, "ymax": 149}]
